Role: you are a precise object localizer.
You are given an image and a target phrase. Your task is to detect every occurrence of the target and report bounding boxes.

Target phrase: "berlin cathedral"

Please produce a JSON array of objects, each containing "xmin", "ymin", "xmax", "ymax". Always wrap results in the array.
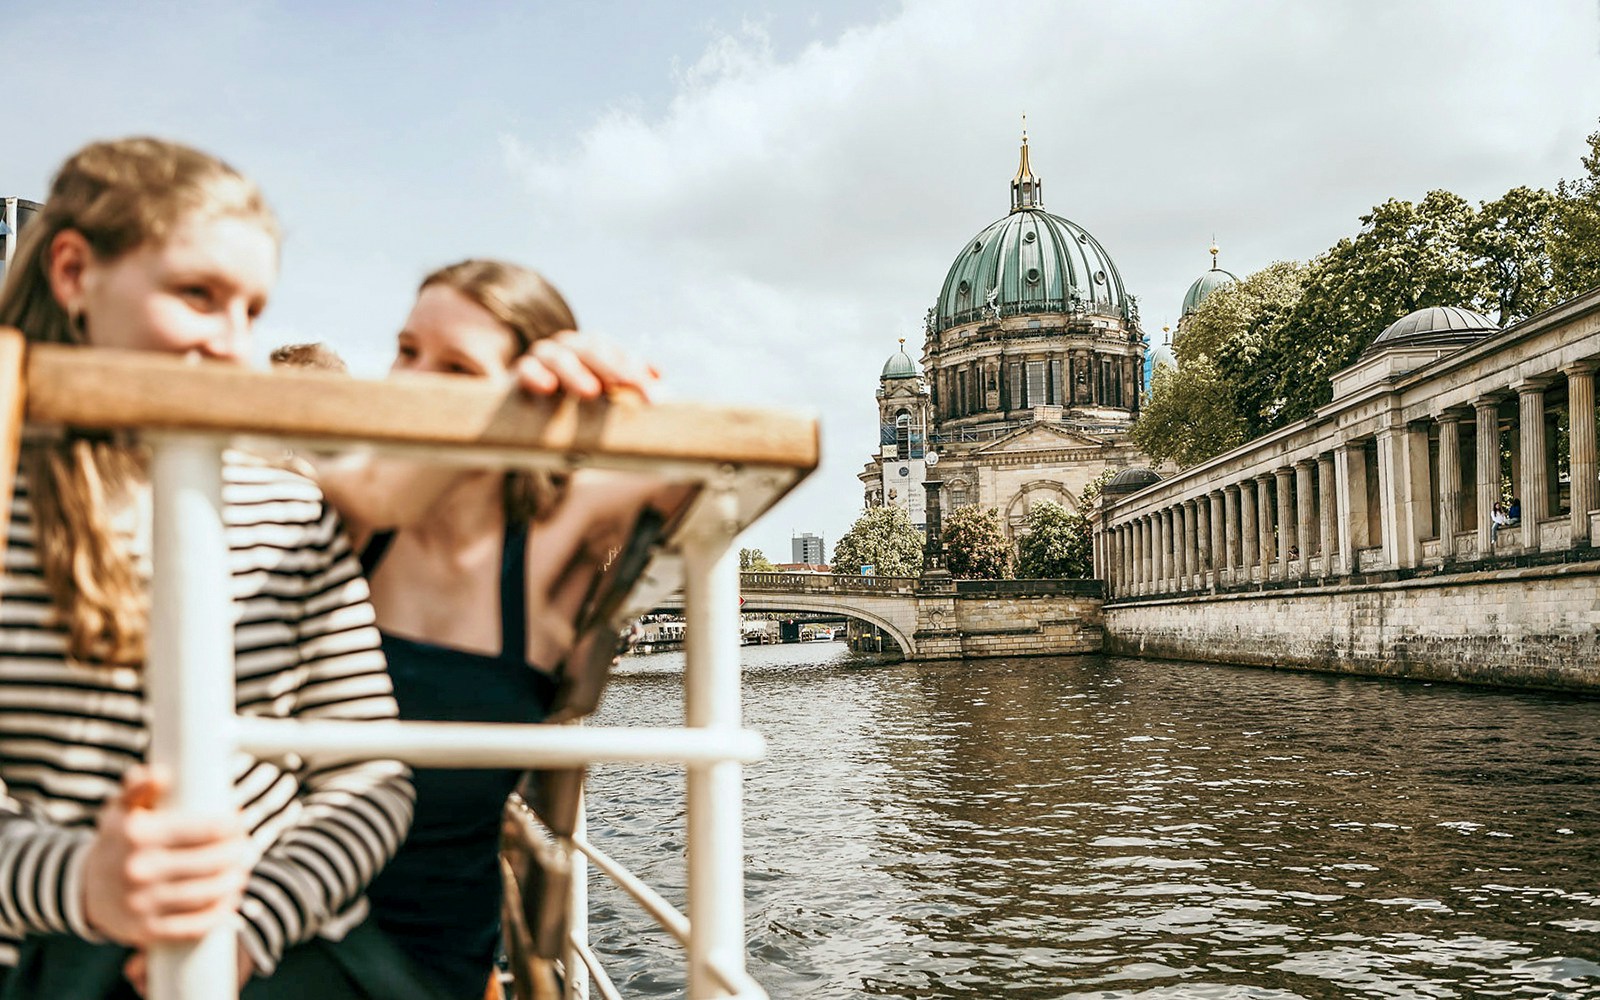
[{"xmin": 859, "ymin": 133, "xmax": 1235, "ymax": 536}]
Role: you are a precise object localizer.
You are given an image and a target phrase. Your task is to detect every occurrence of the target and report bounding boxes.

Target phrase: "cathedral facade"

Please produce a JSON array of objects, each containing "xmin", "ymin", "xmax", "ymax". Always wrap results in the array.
[{"xmin": 860, "ymin": 136, "xmax": 1154, "ymax": 536}]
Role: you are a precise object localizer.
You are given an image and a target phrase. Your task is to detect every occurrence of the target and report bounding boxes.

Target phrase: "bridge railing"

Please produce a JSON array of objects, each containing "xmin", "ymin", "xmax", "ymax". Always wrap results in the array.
[
  {"xmin": 3, "ymin": 335, "xmax": 819, "ymax": 1000},
  {"xmin": 740, "ymin": 572, "xmax": 921, "ymax": 595}
]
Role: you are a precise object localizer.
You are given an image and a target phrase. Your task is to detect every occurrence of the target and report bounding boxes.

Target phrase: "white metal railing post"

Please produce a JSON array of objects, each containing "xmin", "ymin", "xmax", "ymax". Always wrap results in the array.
[
  {"xmin": 564, "ymin": 786, "xmax": 590, "ymax": 1000},
  {"xmin": 145, "ymin": 435, "xmax": 239, "ymax": 1000},
  {"xmin": 682, "ymin": 484, "xmax": 745, "ymax": 999}
]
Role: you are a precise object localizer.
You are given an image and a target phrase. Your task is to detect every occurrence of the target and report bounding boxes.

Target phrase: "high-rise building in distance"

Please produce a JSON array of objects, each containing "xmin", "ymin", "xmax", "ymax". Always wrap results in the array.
[
  {"xmin": 1, "ymin": 198, "xmax": 43, "ymax": 286},
  {"xmin": 792, "ymin": 532, "xmax": 825, "ymax": 566}
]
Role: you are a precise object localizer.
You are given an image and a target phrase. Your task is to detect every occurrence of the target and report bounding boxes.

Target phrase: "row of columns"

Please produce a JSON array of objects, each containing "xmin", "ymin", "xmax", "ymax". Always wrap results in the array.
[{"xmin": 1096, "ymin": 359, "xmax": 1600, "ymax": 597}]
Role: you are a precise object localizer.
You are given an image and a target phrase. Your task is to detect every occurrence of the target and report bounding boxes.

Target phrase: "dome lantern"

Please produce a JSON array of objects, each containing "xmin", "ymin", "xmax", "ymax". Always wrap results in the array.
[{"xmin": 1010, "ymin": 124, "xmax": 1042, "ymax": 213}]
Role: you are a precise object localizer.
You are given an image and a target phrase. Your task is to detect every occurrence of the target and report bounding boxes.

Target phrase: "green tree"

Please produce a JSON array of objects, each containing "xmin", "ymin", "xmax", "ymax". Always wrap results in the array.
[
  {"xmin": 1553, "ymin": 123, "xmax": 1600, "ymax": 299},
  {"xmin": 738, "ymin": 548, "xmax": 775, "ymax": 571},
  {"xmin": 942, "ymin": 505, "xmax": 1012, "ymax": 579},
  {"xmin": 1131, "ymin": 355, "xmax": 1249, "ymax": 466},
  {"xmin": 831, "ymin": 505, "xmax": 923, "ymax": 577},
  {"xmin": 1076, "ymin": 468, "xmax": 1118, "ymax": 512},
  {"xmin": 1016, "ymin": 500, "xmax": 1092, "ymax": 578},
  {"xmin": 1471, "ymin": 185, "xmax": 1560, "ymax": 322}
]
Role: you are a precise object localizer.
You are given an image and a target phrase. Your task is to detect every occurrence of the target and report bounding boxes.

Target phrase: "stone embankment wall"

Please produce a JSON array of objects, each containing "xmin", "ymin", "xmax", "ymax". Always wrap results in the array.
[
  {"xmin": 913, "ymin": 581, "xmax": 1103, "ymax": 661},
  {"xmin": 1104, "ymin": 560, "xmax": 1600, "ymax": 692}
]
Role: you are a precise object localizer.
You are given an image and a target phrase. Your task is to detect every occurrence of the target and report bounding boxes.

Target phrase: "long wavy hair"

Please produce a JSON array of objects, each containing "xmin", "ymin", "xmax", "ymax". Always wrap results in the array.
[
  {"xmin": 418, "ymin": 260, "xmax": 578, "ymax": 524},
  {"xmin": 0, "ymin": 137, "xmax": 278, "ymax": 665}
]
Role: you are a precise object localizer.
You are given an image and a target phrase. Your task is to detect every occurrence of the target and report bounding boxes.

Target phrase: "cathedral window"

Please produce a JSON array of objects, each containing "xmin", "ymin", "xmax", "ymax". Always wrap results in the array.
[
  {"xmin": 1008, "ymin": 362, "xmax": 1025, "ymax": 409},
  {"xmin": 895, "ymin": 411, "xmax": 912, "ymax": 458},
  {"xmin": 1049, "ymin": 358, "xmax": 1063, "ymax": 405},
  {"xmin": 1026, "ymin": 361, "xmax": 1046, "ymax": 407}
]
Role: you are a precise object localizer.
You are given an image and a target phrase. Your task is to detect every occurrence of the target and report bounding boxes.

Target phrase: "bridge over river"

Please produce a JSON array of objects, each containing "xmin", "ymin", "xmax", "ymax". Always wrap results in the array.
[{"xmin": 655, "ymin": 572, "xmax": 1103, "ymax": 660}]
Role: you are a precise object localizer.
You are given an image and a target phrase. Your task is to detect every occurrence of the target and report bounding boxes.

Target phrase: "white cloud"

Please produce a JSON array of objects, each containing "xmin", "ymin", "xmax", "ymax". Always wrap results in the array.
[{"xmin": 509, "ymin": 0, "xmax": 1600, "ymax": 557}]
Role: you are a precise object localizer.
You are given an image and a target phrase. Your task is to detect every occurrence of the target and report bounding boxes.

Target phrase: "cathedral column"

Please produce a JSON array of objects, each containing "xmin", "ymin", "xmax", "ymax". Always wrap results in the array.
[
  {"xmin": 1240, "ymin": 478, "xmax": 1259, "ymax": 580},
  {"xmin": 1565, "ymin": 362, "xmax": 1598, "ymax": 547},
  {"xmin": 1474, "ymin": 398, "xmax": 1501, "ymax": 554},
  {"xmin": 1256, "ymin": 473, "xmax": 1275, "ymax": 578},
  {"xmin": 1318, "ymin": 453, "xmax": 1337, "ymax": 575},
  {"xmin": 1517, "ymin": 378, "xmax": 1551, "ymax": 550},
  {"xmin": 1294, "ymin": 461, "xmax": 1315, "ymax": 578},
  {"xmin": 1436, "ymin": 411, "xmax": 1463, "ymax": 561},
  {"xmin": 1223, "ymin": 485, "xmax": 1241, "ymax": 582}
]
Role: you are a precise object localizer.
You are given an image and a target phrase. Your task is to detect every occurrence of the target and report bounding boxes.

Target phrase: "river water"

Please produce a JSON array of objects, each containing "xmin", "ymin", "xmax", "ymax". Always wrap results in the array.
[{"xmin": 584, "ymin": 643, "xmax": 1600, "ymax": 998}]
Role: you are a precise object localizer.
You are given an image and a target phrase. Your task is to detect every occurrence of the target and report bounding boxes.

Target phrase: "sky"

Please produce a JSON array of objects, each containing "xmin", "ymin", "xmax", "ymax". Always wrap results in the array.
[{"xmin": 6, "ymin": 0, "xmax": 1599, "ymax": 561}]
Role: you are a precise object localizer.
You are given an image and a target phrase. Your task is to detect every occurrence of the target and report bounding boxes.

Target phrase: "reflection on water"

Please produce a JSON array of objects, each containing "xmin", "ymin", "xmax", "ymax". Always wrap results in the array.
[{"xmin": 586, "ymin": 645, "xmax": 1600, "ymax": 999}]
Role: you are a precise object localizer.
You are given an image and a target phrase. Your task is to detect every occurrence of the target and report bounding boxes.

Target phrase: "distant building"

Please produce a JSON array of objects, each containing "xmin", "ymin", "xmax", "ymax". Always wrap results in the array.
[
  {"xmin": 1, "ymin": 198, "xmax": 44, "ymax": 286},
  {"xmin": 792, "ymin": 532, "xmax": 825, "ymax": 565},
  {"xmin": 859, "ymin": 133, "xmax": 1152, "ymax": 537}
]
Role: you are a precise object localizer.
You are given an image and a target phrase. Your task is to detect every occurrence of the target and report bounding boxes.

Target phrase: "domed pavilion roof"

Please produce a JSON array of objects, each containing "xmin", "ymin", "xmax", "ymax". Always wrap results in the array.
[
  {"xmin": 932, "ymin": 135, "xmax": 1130, "ymax": 333},
  {"xmin": 1105, "ymin": 467, "xmax": 1162, "ymax": 491},
  {"xmin": 1365, "ymin": 306, "xmax": 1499, "ymax": 355},
  {"xmin": 881, "ymin": 339, "xmax": 918, "ymax": 380},
  {"xmin": 1181, "ymin": 246, "xmax": 1238, "ymax": 316}
]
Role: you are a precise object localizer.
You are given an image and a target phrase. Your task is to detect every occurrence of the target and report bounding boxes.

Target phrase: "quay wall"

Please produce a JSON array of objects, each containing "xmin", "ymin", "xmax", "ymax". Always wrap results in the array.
[
  {"xmin": 912, "ymin": 585, "xmax": 1103, "ymax": 661},
  {"xmin": 1103, "ymin": 560, "xmax": 1600, "ymax": 692}
]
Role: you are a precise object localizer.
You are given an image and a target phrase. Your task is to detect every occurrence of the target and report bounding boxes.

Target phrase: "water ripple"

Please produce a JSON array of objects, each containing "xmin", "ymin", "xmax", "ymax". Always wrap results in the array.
[{"xmin": 589, "ymin": 648, "xmax": 1600, "ymax": 998}]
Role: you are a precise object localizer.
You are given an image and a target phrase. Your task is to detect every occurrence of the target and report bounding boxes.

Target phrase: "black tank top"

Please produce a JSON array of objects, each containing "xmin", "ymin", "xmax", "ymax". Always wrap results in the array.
[{"xmin": 361, "ymin": 524, "xmax": 557, "ymax": 1000}]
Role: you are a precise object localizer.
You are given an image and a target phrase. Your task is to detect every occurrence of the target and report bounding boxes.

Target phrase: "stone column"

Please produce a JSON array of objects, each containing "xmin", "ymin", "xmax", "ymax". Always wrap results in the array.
[
  {"xmin": 1156, "ymin": 508, "xmax": 1170, "ymax": 591},
  {"xmin": 1337, "ymin": 443, "xmax": 1367, "ymax": 573},
  {"xmin": 1375, "ymin": 427, "xmax": 1406, "ymax": 568},
  {"xmin": 1208, "ymin": 491, "xmax": 1225, "ymax": 589},
  {"xmin": 1517, "ymin": 379, "xmax": 1550, "ymax": 550},
  {"xmin": 1436, "ymin": 411, "xmax": 1463, "ymax": 561},
  {"xmin": 1122, "ymin": 525, "xmax": 1134, "ymax": 593},
  {"xmin": 1271, "ymin": 468, "xmax": 1292, "ymax": 576},
  {"xmin": 1223, "ymin": 485, "xmax": 1241, "ymax": 582},
  {"xmin": 1240, "ymin": 478, "xmax": 1259, "ymax": 579},
  {"xmin": 1293, "ymin": 461, "xmax": 1315, "ymax": 577},
  {"xmin": 1183, "ymin": 500, "xmax": 1200, "ymax": 590},
  {"xmin": 1318, "ymin": 453, "xmax": 1337, "ymax": 576},
  {"xmin": 1255, "ymin": 473, "xmax": 1275, "ymax": 577},
  {"xmin": 1474, "ymin": 398, "xmax": 1501, "ymax": 554},
  {"xmin": 1142, "ymin": 515, "xmax": 1154, "ymax": 593},
  {"xmin": 1565, "ymin": 361, "xmax": 1598, "ymax": 547}
]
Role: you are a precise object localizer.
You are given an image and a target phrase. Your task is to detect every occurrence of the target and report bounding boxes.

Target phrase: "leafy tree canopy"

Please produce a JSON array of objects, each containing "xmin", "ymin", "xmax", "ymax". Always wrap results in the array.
[
  {"xmin": 942, "ymin": 505, "xmax": 1013, "ymax": 579},
  {"xmin": 1016, "ymin": 500, "xmax": 1093, "ymax": 579},
  {"xmin": 831, "ymin": 505, "xmax": 924, "ymax": 577},
  {"xmin": 738, "ymin": 548, "xmax": 776, "ymax": 572},
  {"xmin": 1134, "ymin": 124, "xmax": 1600, "ymax": 467}
]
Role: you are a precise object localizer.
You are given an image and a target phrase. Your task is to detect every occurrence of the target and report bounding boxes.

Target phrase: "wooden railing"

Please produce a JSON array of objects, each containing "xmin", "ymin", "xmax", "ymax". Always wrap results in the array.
[{"xmin": 3, "ymin": 333, "xmax": 818, "ymax": 1000}]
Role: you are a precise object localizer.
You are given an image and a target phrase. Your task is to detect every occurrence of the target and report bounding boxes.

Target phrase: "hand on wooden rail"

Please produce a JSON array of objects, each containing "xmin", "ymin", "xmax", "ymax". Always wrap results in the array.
[
  {"xmin": 81, "ymin": 765, "xmax": 250, "ymax": 947},
  {"xmin": 514, "ymin": 330, "xmax": 661, "ymax": 402}
]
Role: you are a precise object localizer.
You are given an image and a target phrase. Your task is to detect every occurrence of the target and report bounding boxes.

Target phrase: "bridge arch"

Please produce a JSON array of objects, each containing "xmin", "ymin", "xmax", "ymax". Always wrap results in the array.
[{"xmin": 736, "ymin": 595, "xmax": 915, "ymax": 657}]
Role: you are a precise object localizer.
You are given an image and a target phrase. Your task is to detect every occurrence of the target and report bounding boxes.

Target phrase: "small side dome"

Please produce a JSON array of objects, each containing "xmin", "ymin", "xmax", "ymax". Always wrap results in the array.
[
  {"xmin": 1181, "ymin": 267, "xmax": 1238, "ymax": 315},
  {"xmin": 1103, "ymin": 467, "xmax": 1163, "ymax": 499},
  {"xmin": 881, "ymin": 339, "xmax": 918, "ymax": 380},
  {"xmin": 1181, "ymin": 245, "xmax": 1238, "ymax": 316},
  {"xmin": 1365, "ymin": 306, "xmax": 1498, "ymax": 356}
]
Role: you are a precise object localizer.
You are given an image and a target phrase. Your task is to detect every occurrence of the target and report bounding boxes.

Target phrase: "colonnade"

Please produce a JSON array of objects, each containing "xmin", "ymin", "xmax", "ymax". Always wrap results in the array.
[{"xmin": 1097, "ymin": 359, "xmax": 1600, "ymax": 599}]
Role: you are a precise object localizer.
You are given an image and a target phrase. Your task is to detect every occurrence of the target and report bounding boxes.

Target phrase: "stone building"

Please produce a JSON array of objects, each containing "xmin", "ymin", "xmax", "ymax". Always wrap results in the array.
[
  {"xmin": 861, "ymin": 135, "xmax": 1150, "ymax": 535},
  {"xmin": 1093, "ymin": 292, "xmax": 1600, "ymax": 691},
  {"xmin": 1, "ymin": 198, "xmax": 44, "ymax": 285}
]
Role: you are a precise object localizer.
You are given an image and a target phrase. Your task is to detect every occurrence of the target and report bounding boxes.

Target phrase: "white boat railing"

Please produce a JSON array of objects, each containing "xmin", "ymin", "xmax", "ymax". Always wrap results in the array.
[{"xmin": 2, "ymin": 335, "xmax": 819, "ymax": 1000}]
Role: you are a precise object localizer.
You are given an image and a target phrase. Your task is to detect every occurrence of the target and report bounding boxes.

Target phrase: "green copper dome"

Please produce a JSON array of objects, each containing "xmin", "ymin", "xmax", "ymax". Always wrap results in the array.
[
  {"xmin": 932, "ymin": 138, "xmax": 1130, "ymax": 333},
  {"xmin": 881, "ymin": 341, "xmax": 918, "ymax": 380},
  {"xmin": 1181, "ymin": 247, "xmax": 1238, "ymax": 316}
]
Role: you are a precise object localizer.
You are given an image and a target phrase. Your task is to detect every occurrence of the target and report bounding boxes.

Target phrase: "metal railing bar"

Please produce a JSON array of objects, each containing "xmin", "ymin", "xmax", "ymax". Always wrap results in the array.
[
  {"xmin": 568, "ymin": 833, "xmax": 690, "ymax": 945},
  {"xmin": 567, "ymin": 938, "xmax": 624, "ymax": 1000},
  {"xmin": 706, "ymin": 956, "xmax": 767, "ymax": 998},
  {"xmin": 234, "ymin": 719, "xmax": 766, "ymax": 768}
]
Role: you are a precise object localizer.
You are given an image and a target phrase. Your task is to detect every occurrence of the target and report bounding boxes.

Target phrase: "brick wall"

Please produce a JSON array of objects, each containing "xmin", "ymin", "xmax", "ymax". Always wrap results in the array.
[{"xmin": 1104, "ymin": 561, "xmax": 1600, "ymax": 692}]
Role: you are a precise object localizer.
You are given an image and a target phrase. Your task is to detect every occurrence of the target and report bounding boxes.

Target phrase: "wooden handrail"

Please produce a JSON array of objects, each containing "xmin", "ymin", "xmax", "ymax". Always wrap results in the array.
[{"xmin": 20, "ymin": 340, "xmax": 819, "ymax": 473}]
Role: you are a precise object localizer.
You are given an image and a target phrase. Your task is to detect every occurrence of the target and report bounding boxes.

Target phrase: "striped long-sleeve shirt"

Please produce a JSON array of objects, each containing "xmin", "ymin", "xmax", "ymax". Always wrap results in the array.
[{"xmin": 0, "ymin": 456, "xmax": 415, "ymax": 975}]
